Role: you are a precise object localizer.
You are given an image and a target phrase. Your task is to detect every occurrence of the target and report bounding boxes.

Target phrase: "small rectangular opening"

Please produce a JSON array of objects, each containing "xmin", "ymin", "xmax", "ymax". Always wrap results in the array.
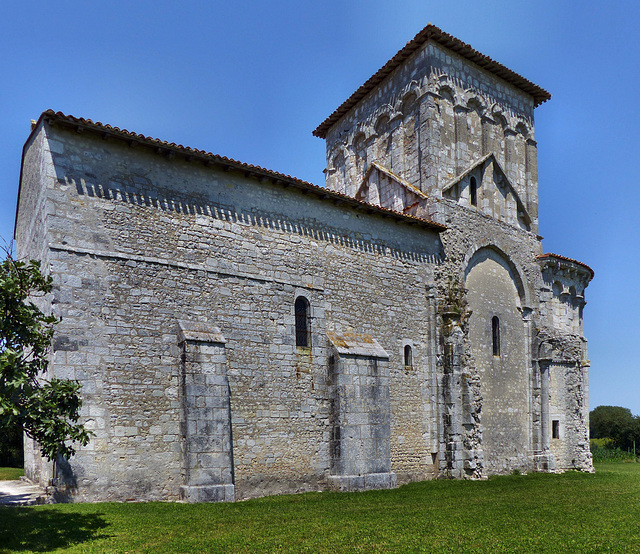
[{"xmin": 552, "ymin": 420, "xmax": 560, "ymax": 440}]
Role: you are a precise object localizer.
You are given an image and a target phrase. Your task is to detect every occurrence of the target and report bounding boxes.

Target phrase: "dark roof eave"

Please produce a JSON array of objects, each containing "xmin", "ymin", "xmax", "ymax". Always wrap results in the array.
[
  {"xmin": 27, "ymin": 110, "xmax": 446, "ymax": 234},
  {"xmin": 313, "ymin": 23, "xmax": 551, "ymax": 139}
]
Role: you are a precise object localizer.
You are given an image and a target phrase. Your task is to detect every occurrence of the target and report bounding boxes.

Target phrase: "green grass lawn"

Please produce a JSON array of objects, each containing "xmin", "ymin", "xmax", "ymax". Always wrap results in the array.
[
  {"xmin": 0, "ymin": 468, "xmax": 24, "ymax": 481},
  {"xmin": 1, "ymin": 463, "xmax": 639, "ymax": 553}
]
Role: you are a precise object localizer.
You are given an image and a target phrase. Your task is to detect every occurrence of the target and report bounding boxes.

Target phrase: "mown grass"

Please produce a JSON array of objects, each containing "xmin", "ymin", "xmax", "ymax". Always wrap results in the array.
[
  {"xmin": 0, "ymin": 467, "xmax": 24, "ymax": 481},
  {"xmin": 1, "ymin": 463, "xmax": 639, "ymax": 553}
]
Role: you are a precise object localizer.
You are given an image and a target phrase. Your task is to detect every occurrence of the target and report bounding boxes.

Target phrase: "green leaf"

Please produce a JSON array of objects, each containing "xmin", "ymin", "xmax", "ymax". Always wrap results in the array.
[{"xmin": 0, "ymin": 251, "xmax": 92, "ymax": 461}]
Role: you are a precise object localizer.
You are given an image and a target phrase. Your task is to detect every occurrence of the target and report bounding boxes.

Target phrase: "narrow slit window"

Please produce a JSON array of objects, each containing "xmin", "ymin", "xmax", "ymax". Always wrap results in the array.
[
  {"xmin": 295, "ymin": 296, "xmax": 310, "ymax": 347},
  {"xmin": 470, "ymin": 176, "xmax": 477, "ymax": 207},
  {"xmin": 552, "ymin": 420, "xmax": 560, "ymax": 439},
  {"xmin": 492, "ymin": 316, "xmax": 500, "ymax": 356},
  {"xmin": 404, "ymin": 345, "xmax": 413, "ymax": 368}
]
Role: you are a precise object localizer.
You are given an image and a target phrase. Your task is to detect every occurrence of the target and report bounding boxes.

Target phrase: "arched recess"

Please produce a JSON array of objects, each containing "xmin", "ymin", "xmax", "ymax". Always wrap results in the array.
[
  {"xmin": 374, "ymin": 113, "xmax": 390, "ymax": 136},
  {"xmin": 462, "ymin": 244, "xmax": 529, "ymax": 307},
  {"xmin": 490, "ymin": 110, "xmax": 508, "ymax": 168},
  {"xmin": 398, "ymin": 79, "xmax": 421, "ymax": 112},
  {"xmin": 374, "ymin": 113, "xmax": 392, "ymax": 163},
  {"xmin": 401, "ymin": 91, "xmax": 418, "ymax": 117},
  {"xmin": 400, "ymin": 90, "xmax": 419, "ymax": 183},
  {"xmin": 514, "ymin": 119, "xmax": 528, "ymax": 134},
  {"xmin": 437, "ymin": 86, "xmax": 457, "ymax": 177},
  {"xmin": 352, "ymin": 132, "xmax": 367, "ymax": 176},
  {"xmin": 464, "ymin": 246, "xmax": 530, "ymax": 474},
  {"xmin": 466, "ymin": 98, "xmax": 484, "ymax": 158},
  {"xmin": 327, "ymin": 145, "xmax": 348, "ymax": 195},
  {"xmin": 491, "ymin": 109, "xmax": 508, "ymax": 129},
  {"xmin": 512, "ymin": 121, "xmax": 530, "ymax": 195},
  {"xmin": 438, "ymin": 85, "xmax": 456, "ymax": 104}
]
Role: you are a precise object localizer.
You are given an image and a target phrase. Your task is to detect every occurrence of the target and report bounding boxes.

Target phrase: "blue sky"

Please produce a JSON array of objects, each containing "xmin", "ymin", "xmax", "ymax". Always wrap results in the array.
[{"xmin": 1, "ymin": 1, "xmax": 638, "ymax": 415}]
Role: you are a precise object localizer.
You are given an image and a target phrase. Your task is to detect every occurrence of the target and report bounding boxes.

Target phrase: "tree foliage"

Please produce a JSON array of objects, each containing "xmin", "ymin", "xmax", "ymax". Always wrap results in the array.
[
  {"xmin": 0, "ymin": 254, "xmax": 91, "ymax": 461},
  {"xmin": 590, "ymin": 405, "xmax": 640, "ymax": 451}
]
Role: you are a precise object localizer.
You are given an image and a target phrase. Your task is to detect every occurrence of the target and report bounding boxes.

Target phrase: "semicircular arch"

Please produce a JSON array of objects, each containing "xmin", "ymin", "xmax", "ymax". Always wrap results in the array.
[{"xmin": 463, "ymin": 245, "xmax": 529, "ymax": 307}]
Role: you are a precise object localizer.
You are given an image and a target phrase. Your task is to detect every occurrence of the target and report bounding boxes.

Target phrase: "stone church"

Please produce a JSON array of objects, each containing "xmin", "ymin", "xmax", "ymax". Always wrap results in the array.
[{"xmin": 15, "ymin": 24, "xmax": 594, "ymax": 502}]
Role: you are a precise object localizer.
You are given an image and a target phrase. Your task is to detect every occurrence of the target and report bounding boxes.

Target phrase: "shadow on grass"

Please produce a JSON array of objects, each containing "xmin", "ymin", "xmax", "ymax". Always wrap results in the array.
[{"xmin": 0, "ymin": 506, "xmax": 109, "ymax": 552}]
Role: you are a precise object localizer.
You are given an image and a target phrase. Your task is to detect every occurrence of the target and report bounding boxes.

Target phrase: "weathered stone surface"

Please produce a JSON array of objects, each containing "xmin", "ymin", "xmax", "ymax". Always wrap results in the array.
[
  {"xmin": 177, "ymin": 320, "xmax": 226, "ymax": 345},
  {"xmin": 327, "ymin": 472, "xmax": 396, "ymax": 492},
  {"xmin": 327, "ymin": 331, "xmax": 389, "ymax": 359},
  {"xmin": 16, "ymin": 23, "xmax": 593, "ymax": 503},
  {"xmin": 180, "ymin": 484, "xmax": 235, "ymax": 503}
]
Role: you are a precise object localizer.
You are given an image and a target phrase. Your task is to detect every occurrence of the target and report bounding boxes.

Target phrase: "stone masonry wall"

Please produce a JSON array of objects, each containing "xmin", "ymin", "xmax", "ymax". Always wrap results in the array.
[
  {"xmin": 17, "ymin": 121, "xmax": 445, "ymax": 501},
  {"xmin": 16, "ymin": 127, "xmax": 56, "ymax": 488},
  {"xmin": 465, "ymin": 248, "xmax": 530, "ymax": 473},
  {"xmin": 327, "ymin": 347, "xmax": 396, "ymax": 491},
  {"xmin": 537, "ymin": 258, "xmax": 593, "ymax": 471},
  {"xmin": 436, "ymin": 198, "xmax": 545, "ymax": 474},
  {"xmin": 324, "ymin": 42, "xmax": 539, "ymax": 230}
]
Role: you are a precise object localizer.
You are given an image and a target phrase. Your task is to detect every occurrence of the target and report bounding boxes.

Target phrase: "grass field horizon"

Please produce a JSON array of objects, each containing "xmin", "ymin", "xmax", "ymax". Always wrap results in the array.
[{"xmin": 1, "ymin": 462, "xmax": 639, "ymax": 552}]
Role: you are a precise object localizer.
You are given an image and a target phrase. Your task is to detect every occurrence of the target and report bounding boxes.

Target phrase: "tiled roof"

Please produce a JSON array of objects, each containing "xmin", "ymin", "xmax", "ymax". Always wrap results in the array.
[
  {"xmin": 313, "ymin": 23, "xmax": 551, "ymax": 139},
  {"xmin": 30, "ymin": 110, "xmax": 446, "ymax": 232},
  {"xmin": 537, "ymin": 253, "xmax": 594, "ymax": 279},
  {"xmin": 364, "ymin": 162, "xmax": 429, "ymax": 200}
]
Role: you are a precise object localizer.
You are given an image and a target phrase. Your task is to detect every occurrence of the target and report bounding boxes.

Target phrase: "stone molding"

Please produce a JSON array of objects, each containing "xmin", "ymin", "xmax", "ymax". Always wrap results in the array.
[
  {"xmin": 49, "ymin": 242, "xmax": 325, "ymax": 292},
  {"xmin": 177, "ymin": 320, "xmax": 226, "ymax": 345},
  {"xmin": 326, "ymin": 331, "xmax": 389, "ymax": 359},
  {"xmin": 180, "ymin": 484, "xmax": 235, "ymax": 503},
  {"xmin": 327, "ymin": 472, "xmax": 397, "ymax": 492}
]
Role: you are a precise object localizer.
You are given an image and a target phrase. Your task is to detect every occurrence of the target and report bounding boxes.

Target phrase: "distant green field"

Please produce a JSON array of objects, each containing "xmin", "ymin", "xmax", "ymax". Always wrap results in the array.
[
  {"xmin": 591, "ymin": 442, "xmax": 638, "ymax": 463},
  {"xmin": 1, "ymin": 463, "xmax": 639, "ymax": 553},
  {"xmin": 0, "ymin": 467, "xmax": 24, "ymax": 481}
]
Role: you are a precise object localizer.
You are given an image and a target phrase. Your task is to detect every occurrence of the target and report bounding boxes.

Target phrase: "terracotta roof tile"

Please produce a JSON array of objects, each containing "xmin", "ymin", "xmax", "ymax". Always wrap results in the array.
[
  {"xmin": 537, "ymin": 253, "xmax": 594, "ymax": 279},
  {"xmin": 31, "ymin": 110, "xmax": 446, "ymax": 233},
  {"xmin": 313, "ymin": 23, "xmax": 551, "ymax": 139}
]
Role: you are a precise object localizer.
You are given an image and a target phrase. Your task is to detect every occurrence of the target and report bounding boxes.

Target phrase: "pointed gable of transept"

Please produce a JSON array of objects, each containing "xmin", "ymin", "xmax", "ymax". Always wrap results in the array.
[
  {"xmin": 355, "ymin": 162, "xmax": 436, "ymax": 221},
  {"xmin": 442, "ymin": 154, "xmax": 532, "ymax": 230}
]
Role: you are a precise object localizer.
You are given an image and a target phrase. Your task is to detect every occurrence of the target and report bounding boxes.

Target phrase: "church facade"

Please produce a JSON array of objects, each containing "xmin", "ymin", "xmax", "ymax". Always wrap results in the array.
[{"xmin": 15, "ymin": 24, "xmax": 593, "ymax": 503}]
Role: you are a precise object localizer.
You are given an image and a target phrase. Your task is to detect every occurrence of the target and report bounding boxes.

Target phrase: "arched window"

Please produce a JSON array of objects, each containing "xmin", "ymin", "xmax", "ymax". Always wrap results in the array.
[
  {"xmin": 492, "ymin": 316, "xmax": 500, "ymax": 356},
  {"xmin": 295, "ymin": 296, "xmax": 310, "ymax": 348},
  {"xmin": 470, "ymin": 176, "xmax": 478, "ymax": 207},
  {"xmin": 404, "ymin": 345, "xmax": 413, "ymax": 368}
]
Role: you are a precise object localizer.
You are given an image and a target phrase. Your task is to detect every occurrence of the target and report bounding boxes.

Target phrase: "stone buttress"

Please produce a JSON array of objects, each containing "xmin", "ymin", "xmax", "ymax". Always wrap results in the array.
[{"xmin": 177, "ymin": 321, "xmax": 235, "ymax": 502}]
